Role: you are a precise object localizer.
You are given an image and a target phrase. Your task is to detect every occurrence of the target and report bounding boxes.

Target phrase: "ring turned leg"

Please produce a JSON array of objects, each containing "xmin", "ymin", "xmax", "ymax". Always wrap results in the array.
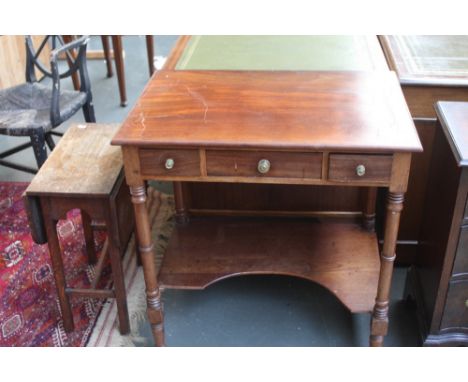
[
  {"xmin": 370, "ymin": 192, "xmax": 404, "ymax": 346},
  {"xmin": 130, "ymin": 184, "xmax": 165, "ymax": 346}
]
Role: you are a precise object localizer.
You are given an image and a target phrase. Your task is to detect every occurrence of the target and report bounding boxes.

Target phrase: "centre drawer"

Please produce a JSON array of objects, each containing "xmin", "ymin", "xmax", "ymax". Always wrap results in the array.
[
  {"xmin": 206, "ymin": 150, "xmax": 322, "ymax": 179},
  {"xmin": 328, "ymin": 154, "xmax": 393, "ymax": 183}
]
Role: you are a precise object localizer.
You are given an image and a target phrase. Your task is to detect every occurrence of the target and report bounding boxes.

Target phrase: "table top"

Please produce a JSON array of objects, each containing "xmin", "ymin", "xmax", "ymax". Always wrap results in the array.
[
  {"xmin": 112, "ymin": 70, "xmax": 421, "ymax": 153},
  {"xmin": 27, "ymin": 123, "xmax": 123, "ymax": 197},
  {"xmin": 175, "ymin": 35, "xmax": 388, "ymax": 71},
  {"xmin": 380, "ymin": 35, "xmax": 468, "ymax": 86},
  {"xmin": 435, "ymin": 101, "xmax": 468, "ymax": 166}
]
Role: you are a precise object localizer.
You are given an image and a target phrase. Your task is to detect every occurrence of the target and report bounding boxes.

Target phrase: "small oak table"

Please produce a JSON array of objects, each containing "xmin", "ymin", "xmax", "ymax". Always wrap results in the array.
[{"xmin": 112, "ymin": 70, "xmax": 422, "ymax": 346}]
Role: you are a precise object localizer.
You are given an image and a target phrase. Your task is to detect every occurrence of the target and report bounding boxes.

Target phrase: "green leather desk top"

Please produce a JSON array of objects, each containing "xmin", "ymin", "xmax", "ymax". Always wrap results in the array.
[
  {"xmin": 381, "ymin": 35, "xmax": 468, "ymax": 86},
  {"xmin": 176, "ymin": 35, "xmax": 388, "ymax": 71}
]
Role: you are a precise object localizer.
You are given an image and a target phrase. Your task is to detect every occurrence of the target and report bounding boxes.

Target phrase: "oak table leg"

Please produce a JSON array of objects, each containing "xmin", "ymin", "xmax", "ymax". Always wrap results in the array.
[
  {"xmin": 105, "ymin": 206, "xmax": 130, "ymax": 334},
  {"xmin": 42, "ymin": 199, "xmax": 74, "ymax": 332},
  {"xmin": 130, "ymin": 184, "xmax": 165, "ymax": 346},
  {"xmin": 81, "ymin": 210, "xmax": 96, "ymax": 265},
  {"xmin": 370, "ymin": 192, "xmax": 404, "ymax": 346}
]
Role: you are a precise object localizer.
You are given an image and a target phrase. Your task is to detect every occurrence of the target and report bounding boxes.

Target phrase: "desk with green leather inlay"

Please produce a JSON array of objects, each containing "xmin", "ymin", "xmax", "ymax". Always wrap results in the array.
[{"xmin": 164, "ymin": 35, "xmax": 391, "ymax": 242}]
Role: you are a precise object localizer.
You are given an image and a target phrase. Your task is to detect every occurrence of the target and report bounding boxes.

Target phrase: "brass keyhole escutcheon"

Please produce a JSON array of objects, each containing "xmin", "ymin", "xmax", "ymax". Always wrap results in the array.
[
  {"xmin": 165, "ymin": 158, "xmax": 175, "ymax": 170},
  {"xmin": 356, "ymin": 164, "xmax": 366, "ymax": 177},
  {"xmin": 257, "ymin": 159, "xmax": 271, "ymax": 174}
]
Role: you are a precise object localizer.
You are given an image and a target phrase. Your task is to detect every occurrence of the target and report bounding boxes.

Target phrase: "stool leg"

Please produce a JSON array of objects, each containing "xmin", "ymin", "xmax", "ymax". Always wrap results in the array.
[
  {"xmin": 106, "ymin": 207, "xmax": 130, "ymax": 335},
  {"xmin": 42, "ymin": 201, "xmax": 74, "ymax": 332},
  {"xmin": 111, "ymin": 35, "xmax": 127, "ymax": 107},
  {"xmin": 81, "ymin": 210, "xmax": 97, "ymax": 265}
]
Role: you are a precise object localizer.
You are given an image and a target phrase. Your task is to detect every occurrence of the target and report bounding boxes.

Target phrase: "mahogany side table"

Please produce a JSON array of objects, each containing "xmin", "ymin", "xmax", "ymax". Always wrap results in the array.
[{"xmin": 112, "ymin": 70, "xmax": 422, "ymax": 346}]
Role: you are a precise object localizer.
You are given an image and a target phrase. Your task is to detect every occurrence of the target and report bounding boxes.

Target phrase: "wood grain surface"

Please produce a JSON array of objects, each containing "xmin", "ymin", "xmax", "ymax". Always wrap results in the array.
[
  {"xmin": 206, "ymin": 150, "xmax": 322, "ymax": 179},
  {"xmin": 158, "ymin": 216, "xmax": 380, "ymax": 313},
  {"xmin": 113, "ymin": 70, "xmax": 421, "ymax": 153},
  {"xmin": 26, "ymin": 124, "xmax": 122, "ymax": 197}
]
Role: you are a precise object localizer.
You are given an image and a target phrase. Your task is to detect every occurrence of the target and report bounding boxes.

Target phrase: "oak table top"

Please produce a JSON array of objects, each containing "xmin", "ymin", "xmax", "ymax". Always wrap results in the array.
[{"xmin": 27, "ymin": 123, "xmax": 122, "ymax": 197}]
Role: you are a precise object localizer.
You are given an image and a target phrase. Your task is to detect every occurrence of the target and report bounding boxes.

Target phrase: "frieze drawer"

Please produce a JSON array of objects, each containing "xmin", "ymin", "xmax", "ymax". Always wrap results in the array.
[
  {"xmin": 139, "ymin": 149, "xmax": 200, "ymax": 177},
  {"xmin": 328, "ymin": 154, "xmax": 393, "ymax": 183},
  {"xmin": 206, "ymin": 150, "xmax": 322, "ymax": 179}
]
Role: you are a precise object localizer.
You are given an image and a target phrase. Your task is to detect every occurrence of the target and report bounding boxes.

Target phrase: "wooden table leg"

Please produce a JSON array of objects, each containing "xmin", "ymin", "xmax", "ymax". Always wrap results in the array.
[
  {"xmin": 41, "ymin": 198, "xmax": 74, "ymax": 332},
  {"xmin": 101, "ymin": 35, "xmax": 114, "ymax": 78},
  {"xmin": 81, "ymin": 210, "xmax": 96, "ymax": 265},
  {"xmin": 370, "ymin": 191, "xmax": 404, "ymax": 346},
  {"xmin": 146, "ymin": 35, "xmax": 155, "ymax": 76},
  {"xmin": 130, "ymin": 184, "xmax": 165, "ymax": 346},
  {"xmin": 362, "ymin": 187, "xmax": 377, "ymax": 232},
  {"xmin": 111, "ymin": 35, "xmax": 127, "ymax": 107},
  {"xmin": 105, "ymin": 205, "xmax": 130, "ymax": 335},
  {"xmin": 174, "ymin": 181, "xmax": 189, "ymax": 224}
]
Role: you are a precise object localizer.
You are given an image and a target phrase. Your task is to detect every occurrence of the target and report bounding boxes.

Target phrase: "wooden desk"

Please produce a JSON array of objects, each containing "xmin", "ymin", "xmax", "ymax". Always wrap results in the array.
[
  {"xmin": 163, "ymin": 36, "xmax": 390, "ymax": 240},
  {"xmin": 379, "ymin": 35, "xmax": 468, "ymax": 263},
  {"xmin": 113, "ymin": 70, "xmax": 422, "ymax": 346}
]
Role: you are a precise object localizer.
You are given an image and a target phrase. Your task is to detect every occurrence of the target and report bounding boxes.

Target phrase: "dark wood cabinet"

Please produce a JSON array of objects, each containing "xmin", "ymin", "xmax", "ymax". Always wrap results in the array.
[{"xmin": 407, "ymin": 101, "xmax": 468, "ymax": 346}]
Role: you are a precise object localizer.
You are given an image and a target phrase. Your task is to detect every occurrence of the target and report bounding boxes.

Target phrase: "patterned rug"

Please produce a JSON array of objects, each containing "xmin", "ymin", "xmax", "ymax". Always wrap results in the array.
[{"xmin": 0, "ymin": 182, "xmax": 112, "ymax": 346}]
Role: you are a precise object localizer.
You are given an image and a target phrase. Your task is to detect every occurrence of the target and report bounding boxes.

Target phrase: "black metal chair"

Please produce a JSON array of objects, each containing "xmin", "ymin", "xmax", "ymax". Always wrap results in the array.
[{"xmin": 0, "ymin": 35, "xmax": 95, "ymax": 174}]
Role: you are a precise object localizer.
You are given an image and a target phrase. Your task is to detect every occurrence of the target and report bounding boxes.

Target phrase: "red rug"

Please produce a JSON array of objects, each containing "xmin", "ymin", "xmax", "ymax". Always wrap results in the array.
[{"xmin": 0, "ymin": 182, "xmax": 109, "ymax": 346}]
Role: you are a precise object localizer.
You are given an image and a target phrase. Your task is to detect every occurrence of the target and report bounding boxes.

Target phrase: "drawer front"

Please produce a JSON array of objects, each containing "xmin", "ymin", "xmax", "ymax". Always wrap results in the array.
[
  {"xmin": 328, "ymin": 154, "xmax": 393, "ymax": 183},
  {"xmin": 440, "ymin": 280, "xmax": 468, "ymax": 330},
  {"xmin": 139, "ymin": 149, "xmax": 200, "ymax": 177},
  {"xmin": 453, "ymin": 226, "xmax": 468, "ymax": 276},
  {"xmin": 206, "ymin": 151, "xmax": 322, "ymax": 179}
]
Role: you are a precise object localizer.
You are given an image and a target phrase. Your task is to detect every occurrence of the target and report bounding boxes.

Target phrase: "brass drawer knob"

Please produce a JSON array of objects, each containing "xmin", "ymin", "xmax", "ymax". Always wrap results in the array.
[
  {"xmin": 356, "ymin": 164, "xmax": 366, "ymax": 177},
  {"xmin": 257, "ymin": 159, "xmax": 271, "ymax": 174},
  {"xmin": 165, "ymin": 158, "xmax": 175, "ymax": 170}
]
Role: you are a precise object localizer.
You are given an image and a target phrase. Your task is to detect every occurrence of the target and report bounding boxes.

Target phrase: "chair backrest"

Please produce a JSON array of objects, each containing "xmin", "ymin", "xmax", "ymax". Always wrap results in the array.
[
  {"xmin": 24, "ymin": 35, "xmax": 92, "ymax": 127},
  {"xmin": 25, "ymin": 35, "xmax": 87, "ymax": 83}
]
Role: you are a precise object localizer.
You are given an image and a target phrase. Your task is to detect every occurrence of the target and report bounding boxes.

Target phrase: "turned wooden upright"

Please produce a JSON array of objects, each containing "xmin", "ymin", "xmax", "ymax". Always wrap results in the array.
[{"xmin": 113, "ymin": 70, "xmax": 422, "ymax": 346}]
